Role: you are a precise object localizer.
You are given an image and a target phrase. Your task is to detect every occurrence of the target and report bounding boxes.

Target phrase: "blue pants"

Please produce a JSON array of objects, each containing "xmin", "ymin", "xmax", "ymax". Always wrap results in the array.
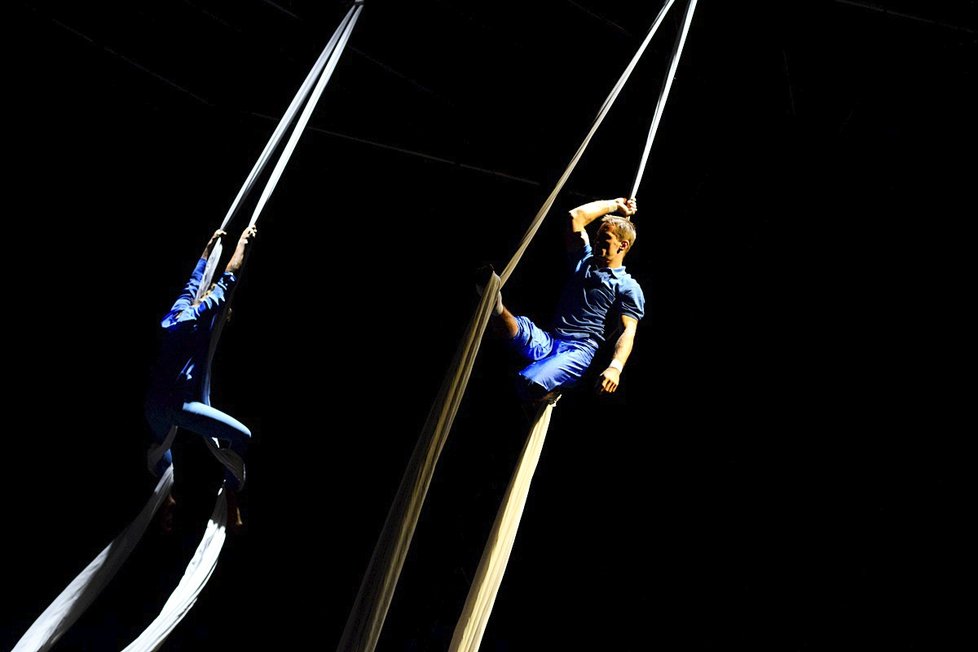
[
  {"xmin": 510, "ymin": 316, "xmax": 597, "ymax": 398},
  {"xmin": 145, "ymin": 395, "xmax": 251, "ymax": 490}
]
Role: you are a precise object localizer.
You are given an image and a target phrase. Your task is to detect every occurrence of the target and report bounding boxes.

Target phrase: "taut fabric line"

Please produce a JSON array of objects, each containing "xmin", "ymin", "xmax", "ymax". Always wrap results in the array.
[
  {"xmin": 498, "ymin": 0, "xmax": 677, "ymax": 286},
  {"xmin": 197, "ymin": 2, "xmax": 361, "ymax": 300},
  {"xmin": 459, "ymin": 4, "xmax": 699, "ymax": 645},
  {"xmin": 13, "ymin": 5, "xmax": 363, "ymax": 650},
  {"xmin": 337, "ymin": 3, "xmax": 691, "ymax": 651},
  {"xmin": 631, "ymin": 0, "xmax": 699, "ymax": 199}
]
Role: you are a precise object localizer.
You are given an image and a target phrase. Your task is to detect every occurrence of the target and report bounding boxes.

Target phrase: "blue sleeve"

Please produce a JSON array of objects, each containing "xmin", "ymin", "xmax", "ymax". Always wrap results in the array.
[
  {"xmin": 619, "ymin": 280, "xmax": 645, "ymax": 322},
  {"xmin": 162, "ymin": 258, "xmax": 208, "ymax": 325},
  {"xmin": 189, "ymin": 271, "xmax": 238, "ymax": 320},
  {"xmin": 569, "ymin": 242, "xmax": 593, "ymax": 273}
]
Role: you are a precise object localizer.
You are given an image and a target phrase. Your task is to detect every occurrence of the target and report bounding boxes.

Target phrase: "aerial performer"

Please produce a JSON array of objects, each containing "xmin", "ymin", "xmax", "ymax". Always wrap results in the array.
[
  {"xmin": 484, "ymin": 197, "xmax": 645, "ymax": 403},
  {"xmin": 144, "ymin": 225, "xmax": 258, "ymax": 531}
]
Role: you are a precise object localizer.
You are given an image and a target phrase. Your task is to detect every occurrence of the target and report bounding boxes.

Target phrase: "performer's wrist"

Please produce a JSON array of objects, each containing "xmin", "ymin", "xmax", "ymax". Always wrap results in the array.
[{"xmin": 608, "ymin": 359, "xmax": 624, "ymax": 372}]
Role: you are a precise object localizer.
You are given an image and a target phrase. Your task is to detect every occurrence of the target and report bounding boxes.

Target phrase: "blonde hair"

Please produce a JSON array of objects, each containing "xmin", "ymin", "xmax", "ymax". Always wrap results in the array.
[{"xmin": 601, "ymin": 216, "xmax": 637, "ymax": 248}]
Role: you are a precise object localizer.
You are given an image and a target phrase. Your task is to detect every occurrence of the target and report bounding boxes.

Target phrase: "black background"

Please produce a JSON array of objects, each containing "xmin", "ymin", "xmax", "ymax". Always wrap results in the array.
[{"xmin": 4, "ymin": 1, "xmax": 973, "ymax": 650}]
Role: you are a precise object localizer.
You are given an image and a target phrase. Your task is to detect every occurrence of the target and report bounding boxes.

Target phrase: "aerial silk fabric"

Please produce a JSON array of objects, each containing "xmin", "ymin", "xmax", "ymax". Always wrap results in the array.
[
  {"xmin": 12, "ymin": 467, "xmax": 175, "ymax": 652},
  {"xmin": 630, "ymin": 0, "xmax": 699, "ymax": 199},
  {"xmin": 121, "ymin": 490, "xmax": 230, "ymax": 652},
  {"xmin": 448, "ymin": 400, "xmax": 556, "ymax": 652},
  {"xmin": 131, "ymin": 6, "xmax": 364, "ymax": 645},
  {"xmin": 451, "ymin": 3, "xmax": 701, "ymax": 648},
  {"xmin": 196, "ymin": 1, "xmax": 362, "ymax": 299},
  {"xmin": 336, "ymin": 3, "xmax": 695, "ymax": 651},
  {"xmin": 337, "ymin": 271, "xmax": 502, "ymax": 652},
  {"xmin": 13, "ymin": 5, "xmax": 363, "ymax": 651}
]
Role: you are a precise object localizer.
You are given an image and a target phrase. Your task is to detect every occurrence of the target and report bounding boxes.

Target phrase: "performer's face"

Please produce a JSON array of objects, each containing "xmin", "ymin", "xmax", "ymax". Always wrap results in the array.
[{"xmin": 596, "ymin": 224, "xmax": 626, "ymax": 261}]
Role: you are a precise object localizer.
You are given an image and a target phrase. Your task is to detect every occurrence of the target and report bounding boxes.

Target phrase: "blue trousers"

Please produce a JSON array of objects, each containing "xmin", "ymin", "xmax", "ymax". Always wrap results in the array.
[
  {"xmin": 511, "ymin": 316, "xmax": 597, "ymax": 398},
  {"xmin": 145, "ymin": 394, "xmax": 251, "ymax": 490}
]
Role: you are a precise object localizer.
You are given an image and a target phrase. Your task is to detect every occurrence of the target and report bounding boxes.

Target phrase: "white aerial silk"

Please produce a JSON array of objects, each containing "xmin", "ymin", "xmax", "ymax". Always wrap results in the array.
[
  {"xmin": 121, "ymin": 490, "xmax": 230, "ymax": 652},
  {"xmin": 196, "ymin": 0, "xmax": 363, "ymax": 299},
  {"xmin": 13, "ymin": 4, "xmax": 364, "ymax": 651},
  {"xmin": 448, "ymin": 399, "xmax": 556, "ymax": 652},
  {"xmin": 12, "ymin": 467, "xmax": 175, "ymax": 652},
  {"xmin": 338, "ymin": 2, "xmax": 699, "ymax": 650},
  {"xmin": 452, "ymin": 4, "xmax": 701, "ymax": 648}
]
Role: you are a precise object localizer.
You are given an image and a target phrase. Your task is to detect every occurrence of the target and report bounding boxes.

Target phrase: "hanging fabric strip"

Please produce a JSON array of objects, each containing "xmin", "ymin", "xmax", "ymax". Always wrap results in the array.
[
  {"xmin": 449, "ymin": 399, "xmax": 556, "ymax": 652},
  {"xmin": 498, "ymin": 0, "xmax": 677, "ymax": 286},
  {"xmin": 337, "ymin": 6, "xmax": 681, "ymax": 651},
  {"xmin": 244, "ymin": 2, "xmax": 362, "ymax": 231},
  {"xmin": 121, "ymin": 489, "xmax": 230, "ymax": 652},
  {"xmin": 15, "ymin": 6, "xmax": 363, "ymax": 651},
  {"xmin": 129, "ymin": 6, "xmax": 364, "ymax": 648},
  {"xmin": 202, "ymin": 1, "xmax": 363, "ymax": 405},
  {"xmin": 451, "ymin": 5, "xmax": 700, "ymax": 647},
  {"xmin": 337, "ymin": 271, "xmax": 502, "ymax": 652},
  {"xmin": 630, "ymin": 0, "xmax": 699, "ymax": 198},
  {"xmin": 12, "ymin": 467, "xmax": 175, "ymax": 652},
  {"xmin": 147, "ymin": 423, "xmax": 179, "ymax": 479},
  {"xmin": 196, "ymin": 1, "xmax": 361, "ymax": 300}
]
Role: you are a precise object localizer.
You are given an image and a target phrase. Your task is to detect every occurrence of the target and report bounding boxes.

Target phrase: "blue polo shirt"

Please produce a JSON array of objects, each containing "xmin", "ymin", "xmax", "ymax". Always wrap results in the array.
[{"xmin": 551, "ymin": 243, "xmax": 645, "ymax": 344}]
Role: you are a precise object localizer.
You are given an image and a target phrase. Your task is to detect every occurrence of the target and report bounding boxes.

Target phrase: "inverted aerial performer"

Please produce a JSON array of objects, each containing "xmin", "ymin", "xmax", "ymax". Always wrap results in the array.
[
  {"xmin": 144, "ymin": 225, "xmax": 257, "ymax": 530},
  {"xmin": 485, "ymin": 197, "xmax": 645, "ymax": 402}
]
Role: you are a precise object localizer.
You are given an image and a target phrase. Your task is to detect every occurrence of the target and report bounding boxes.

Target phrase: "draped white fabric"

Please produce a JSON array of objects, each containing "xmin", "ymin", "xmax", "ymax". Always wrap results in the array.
[
  {"xmin": 339, "ymin": 3, "xmax": 698, "ymax": 650},
  {"xmin": 337, "ymin": 271, "xmax": 502, "ymax": 652},
  {"xmin": 14, "ymin": 5, "xmax": 363, "ymax": 650},
  {"xmin": 121, "ymin": 491, "xmax": 230, "ymax": 652},
  {"xmin": 449, "ymin": 399, "xmax": 556, "ymax": 652},
  {"xmin": 125, "ymin": 7, "xmax": 364, "ymax": 645},
  {"xmin": 453, "ymin": 5, "xmax": 700, "ymax": 647},
  {"xmin": 13, "ymin": 467, "xmax": 175, "ymax": 652}
]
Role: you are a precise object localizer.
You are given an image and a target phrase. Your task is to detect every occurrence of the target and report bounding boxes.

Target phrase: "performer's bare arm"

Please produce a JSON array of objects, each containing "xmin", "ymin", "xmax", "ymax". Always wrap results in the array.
[
  {"xmin": 566, "ymin": 197, "xmax": 637, "ymax": 251},
  {"xmin": 597, "ymin": 314, "xmax": 638, "ymax": 394}
]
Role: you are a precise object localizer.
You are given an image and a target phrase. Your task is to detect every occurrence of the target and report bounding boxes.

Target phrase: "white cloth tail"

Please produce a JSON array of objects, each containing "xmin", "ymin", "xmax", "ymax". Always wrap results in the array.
[
  {"xmin": 12, "ymin": 467, "xmax": 175, "ymax": 652},
  {"xmin": 121, "ymin": 488, "xmax": 229, "ymax": 652},
  {"xmin": 146, "ymin": 425, "xmax": 178, "ymax": 476},
  {"xmin": 337, "ymin": 3, "xmax": 692, "ymax": 648},
  {"xmin": 205, "ymin": 439, "xmax": 247, "ymax": 489},
  {"xmin": 449, "ymin": 400, "xmax": 556, "ymax": 652},
  {"xmin": 337, "ymin": 4, "xmax": 689, "ymax": 649},
  {"xmin": 336, "ymin": 272, "xmax": 500, "ymax": 652}
]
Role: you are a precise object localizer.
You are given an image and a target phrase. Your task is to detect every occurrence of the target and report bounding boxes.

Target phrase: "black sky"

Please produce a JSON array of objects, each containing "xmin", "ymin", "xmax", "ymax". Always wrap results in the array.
[{"xmin": 4, "ymin": 1, "xmax": 974, "ymax": 650}]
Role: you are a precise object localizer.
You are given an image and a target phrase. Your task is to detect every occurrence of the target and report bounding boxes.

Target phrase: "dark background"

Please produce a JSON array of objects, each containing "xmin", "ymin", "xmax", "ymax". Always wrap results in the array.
[{"xmin": 4, "ymin": 1, "xmax": 973, "ymax": 650}]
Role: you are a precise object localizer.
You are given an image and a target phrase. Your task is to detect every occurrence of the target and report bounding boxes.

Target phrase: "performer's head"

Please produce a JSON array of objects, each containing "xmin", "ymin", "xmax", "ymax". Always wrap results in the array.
[{"xmin": 596, "ymin": 216, "xmax": 636, "ymax": 264}]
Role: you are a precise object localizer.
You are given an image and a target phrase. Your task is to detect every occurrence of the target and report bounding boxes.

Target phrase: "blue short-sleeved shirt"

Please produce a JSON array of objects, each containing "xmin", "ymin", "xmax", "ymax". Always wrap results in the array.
[{"xmin": 551, "ymin": 242, "xmax": 645, "ymax": 344}]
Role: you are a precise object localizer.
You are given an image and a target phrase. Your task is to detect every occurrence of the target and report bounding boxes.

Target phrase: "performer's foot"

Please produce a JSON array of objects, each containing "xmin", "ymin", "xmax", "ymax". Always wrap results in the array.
[
  {"xmin": 540, "ymin": 389, "xmax": 562, "ymax": 405},
  {"xmin": 225, "ymin": 488, "xmax": 246, "ymax": 535},
  {"xmin": 158, "ymin": 493, "xmax": 177, "ymax": 535},
  {"xmin": 474, "ymin": 264, "xmax": 504, "ymax": 315}
]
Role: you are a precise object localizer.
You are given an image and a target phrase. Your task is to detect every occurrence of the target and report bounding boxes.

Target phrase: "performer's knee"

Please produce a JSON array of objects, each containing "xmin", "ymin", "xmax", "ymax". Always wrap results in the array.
[{"xmin": 515, "ymin": 376, "xmax": 550, "ymax": 402}]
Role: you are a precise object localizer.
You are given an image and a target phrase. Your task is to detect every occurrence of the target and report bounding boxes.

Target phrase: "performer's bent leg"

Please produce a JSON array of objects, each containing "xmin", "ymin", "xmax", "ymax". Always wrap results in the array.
[
  {"xmin": 518, "ymin": 339, "xmax": 596, "ymax": 401},
  {"xmin": 174, "ymin": 401, "xmax": 251, "ymax": 489},
  {"xmin": 144, "ymin": 400, "xmax": 175, "ymax": 478}
]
